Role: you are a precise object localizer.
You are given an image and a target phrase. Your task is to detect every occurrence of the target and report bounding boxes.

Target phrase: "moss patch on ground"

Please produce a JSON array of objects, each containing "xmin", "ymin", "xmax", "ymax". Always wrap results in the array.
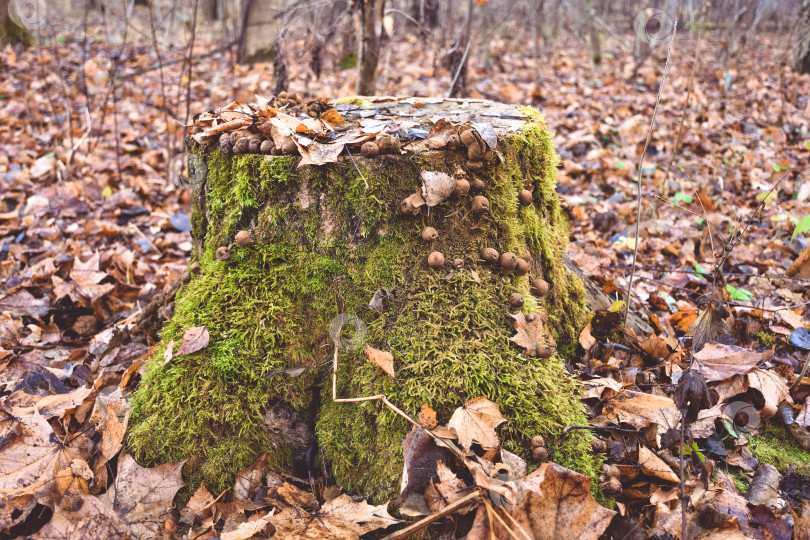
[
  {"xmin": 128, "ymin": 114, "xmax": 600, "ymax": 503},
  {"xmin": 751, "ymin": 424, "xmax": 810, "ymax": 475}
]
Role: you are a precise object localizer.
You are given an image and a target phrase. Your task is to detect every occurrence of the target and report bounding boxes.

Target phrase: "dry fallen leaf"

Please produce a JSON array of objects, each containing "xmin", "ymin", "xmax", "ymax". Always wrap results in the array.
[
  {"xmin": 268, "ymin": 494, "xmax": 399, "ymax": 539},
  {"xmin": 417, "ymin": 403, "xmax": 438, "ymax": 429},
  {"xmin": 298, "ymin": 141, "xmax": 345, "ymax": 167},
  {"xmin": 100, "ymin": 452, "xmax": 185, "ymax": 539},
  {"xmin": 364, "ymin": 345, "xmax": 395, "ymax": 378},
  {"xmin": 467, "ymin": 462, "xmax": 615, "ymax": 540},
  {"xmin": 747, "ymin": 369, "xmax": 792, "ymax": 418},
  {"xmin": 686, "ymin": 302, "xmax": 731, "ymax": 352},
  {"xmin": 221, "ymin": 511, "xmax": 275, "ymax": 540},
  {"xmin": 448, "ymin": 396, "xmax": 506, "ymax": 450},
  {"xmin": 509, "ymin": 311, "xmax": 554, "ymax": 356},
  {"xmin": 693, "ymin": 343, "xmax": 769, "ymax": 382},
  {"xmin": 420, "ymin": 171, "xmax": 456, "ymax": 206},
  {"xmin": 600, "ymin": 390, "xmax": 677, "ymax": 430},
  {"xmin": 175, "ymin": 325, "xmax": 210, "ymax": 357},
  {"xmin": 638, "ymin": 446, "xmax": 679, "ymax": 483}
]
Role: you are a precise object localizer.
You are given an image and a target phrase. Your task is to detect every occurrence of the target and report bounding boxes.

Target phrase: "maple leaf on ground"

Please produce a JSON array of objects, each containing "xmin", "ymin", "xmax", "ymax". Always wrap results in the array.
[
  {"xmin": 466, "ymin": 462, "xmax": 615, "ymax": 540},
  {"xmin": 175, "ymin": 325, "xmax": 210, "ymax": 357},
  {"xmin": 424, "ymin": 461, "xmax": 474, "ymax": 513},
  {"xmin": 364, "ymin": 344, "xmax": 395, "ymax": 378},
  {"xmin": 598, "ymin": 390, "xmax": 677, "ymax": 430},
  {"xmin": 509, "ymin": 311, "xmax": 555, "ymax": 356},
  {"xmin": 3, "ymin": 382, "xmax": 94, "ymax": 418},
  {"xmin": 268, "ymin": 494, "xmax": 399, "ymax": 539},
  {"xmin": 32, "ymin": 491, "xmax": 130, "ymax": 540},
  {"xmin": 448, "ymin": 396, "xmax": 506, "ymax": 450},
  {"xmin": 0, "ymin": 409, "xmax": 78, "ymax": 493},
  {"xmin": 693, "ymin": 343, "xmax": 770, "ymax": 382},
  {"xmin": 100, "ymin": 452, "xmax": 185, "ymax": 539}
]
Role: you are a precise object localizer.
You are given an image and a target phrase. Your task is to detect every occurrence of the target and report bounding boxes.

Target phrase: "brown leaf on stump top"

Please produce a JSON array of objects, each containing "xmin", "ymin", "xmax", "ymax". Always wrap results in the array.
[
  {"xmin": 420, "ymin": 170, "xmax": 456, "ymax": 206},
  {"xmin": 447, "ymin": 396, "xmax": 506, "ymax": 450},
  {"xmin": 509, "ymin": 311, "xmax": 555, "ymax": 357},
  {"xmin": 363, "ymin": 345, "xmax": 395, "ymax": 378},
  {"xmin": 175, "ymin": 325, "xmax": 210, "ymax": 357}
]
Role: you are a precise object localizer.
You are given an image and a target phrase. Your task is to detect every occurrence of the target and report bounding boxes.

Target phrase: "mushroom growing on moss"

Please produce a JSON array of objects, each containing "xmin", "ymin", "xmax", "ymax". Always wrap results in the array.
[
  {"xmin": 509, "ymin": 293, "xmax": 524, "ymax": 308},
  {"xmin": 531, "ymin": 278, "xmax": 550, "ymax": 297},
  {"xmin": 421, "ymin": 227, "xmax": 438, "ymax": 242},
  {"xmin": 519, "ymin": 189, "xmax": 533, "ymax": 205},
  {"xmin": 514, "ymin": 258, "xmax": 529, "ymax": 275},
  {"xmin": 427, "ymin": 251, "xmax": 445, "ymax": 269},
  {"xmin": 481, "ymin": 247, "xmax": 499, "ymax": 262},
  {"xmin": 454, "ymin": 178, "xmax": 471, "ymax": 197},
  {"xmin": 235, "ymin": 230, "xmax": 253, "ymax": 246},
  {"xmin": 472, "ymin": 195, "xmax": 489, "ymax": 216},
  {"xmin": 216, "ymin": 246, "xmax": 231, "ymax": 261},
  {"xmin": 500, "ymin": 252, "xmax": 517, "ymax": 270}
]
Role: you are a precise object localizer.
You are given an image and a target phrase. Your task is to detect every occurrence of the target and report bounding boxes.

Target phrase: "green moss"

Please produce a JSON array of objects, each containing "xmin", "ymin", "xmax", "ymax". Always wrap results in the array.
[
  {"xmin": 337, "ymin": 53, "xmax": 358, "ymax": 70},
  {"xmin": 336, "ymin": 96, "xmax": 372, "ymax": 107},
  {"xmin": 726, "ymin": 468, "xmax": 750, "ymax": 494},
  {"xmin": 751, "ymin": 424, "xmax": 810, "ymax": 475},
  {"xmin": 129, "ymin": 116, "xmax": 600, "ymax": 504},
  {"xmin": 755, "ymin": 330, "xmax": 777, "ymax": 347},
  {"xmin": 1, "ymin": 16, "xmax": 34, "ymax": 47}
]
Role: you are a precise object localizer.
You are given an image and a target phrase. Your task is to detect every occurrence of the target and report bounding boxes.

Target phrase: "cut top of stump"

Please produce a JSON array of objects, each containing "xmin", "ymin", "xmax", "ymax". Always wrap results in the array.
[{"xmin": 188, "ymin": 95, "xmax": 536, "ymax": 165}]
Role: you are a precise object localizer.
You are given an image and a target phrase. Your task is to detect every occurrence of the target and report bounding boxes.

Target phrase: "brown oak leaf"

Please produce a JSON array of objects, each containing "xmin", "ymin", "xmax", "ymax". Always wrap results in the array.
[{"xmin": 509, "ymin": 312, "xmax": 554, "ymax": 356}]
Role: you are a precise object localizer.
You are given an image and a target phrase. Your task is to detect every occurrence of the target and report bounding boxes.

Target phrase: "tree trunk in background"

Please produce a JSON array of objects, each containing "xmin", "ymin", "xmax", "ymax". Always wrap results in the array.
[
  {"xmin": 447, "ymin": 0, "xmax": 474, "ymax": 98},
  {"xmin": 795, "ymin": 0, "xmax": 810, "ymax": 74},
  {"xmin": 1, "ymin": 0, "xmax": 34, "ymax": 46},
  {"xmin": 238, "ymin": 0, "xmax": 287, "ymax": 64},
  {"xmin": 584, "ymin": 0, "xmax": 602, "ymax": 71},
  {"xmin": 420, "ymin": 0, "xmax": 439, "ymax": 29},
  {"xmin": 203, "ymin": 0, "xmax": 221, "ymax": 20},
  {"xmin": 356, "ymin": 0, "xmax": 385, "ymax": 95}
]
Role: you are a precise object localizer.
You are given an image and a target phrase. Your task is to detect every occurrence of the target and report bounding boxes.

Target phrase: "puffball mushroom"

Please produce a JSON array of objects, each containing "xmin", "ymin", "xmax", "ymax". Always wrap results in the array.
[
  {"xmin": 427, "ymin": 251, "xmax": 445, "ymax": 269},
  {"xmin": 216, "ymin": 246, "xmax": 231, "ymax": 261},
  {"xmin": 518, "ymin": 189, "xmax": 533, "ymax": 205},
  {"xmin": 235, "ymin": 230, "xmax": 253, "ymax": 246},
  {"xmin": 471, "ymin": 195, "xmax": 490, "ymax": 216},
  {"xmin": 531, "ymin": 278, "xmax": 550, "ymax": 297},
  {"xmin": 514, "ymin": 258, "xmax": 529, "ymax": 275},
  {"xmin": 361, "ymin": 141, "xmax": 379, "ymax": 157},
  {"xmin": 421, "ymin": 227, "xmax": 438, "ymax": 242},
  {"xmin": 481, "ymin": 248, "xmax": 499, "ymax": 262},
  {"xmin": 500, "ymin": 252, "xmax": 517, "ymax": 270},
  {"xmin": 453, "ymin": 178, "xmax": 471, "ymax": 197},
  {"xmin": 509, "ymin": 293, "xmax": 524, "ymax": 308}
]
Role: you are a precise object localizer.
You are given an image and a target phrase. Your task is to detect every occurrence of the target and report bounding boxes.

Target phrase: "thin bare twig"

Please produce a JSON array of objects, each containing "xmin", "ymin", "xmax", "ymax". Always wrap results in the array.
[
  {"xmin": 382, "ymin": 491, "xmax": 481, "ymax": 540},
  {"xmin": 624, "ymin": 21, "xmax": 678, "ymax": 327}
]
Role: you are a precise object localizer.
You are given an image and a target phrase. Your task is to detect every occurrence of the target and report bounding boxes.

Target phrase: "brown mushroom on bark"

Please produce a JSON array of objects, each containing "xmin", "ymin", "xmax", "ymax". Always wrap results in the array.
[
  {"xmin": 536, "ymin": 344, "xmax": 555, "ymax": 358},
  {"xmin": 518, "ymin": 189, "xmax": 533, "ymax": 205},
  {"xmin": 514, "ymin": 258, "xmax": 529, "ymax": 275},
  {"xmin": 361, "ymin": 142, "xmax": 379, "ymax": 157}
]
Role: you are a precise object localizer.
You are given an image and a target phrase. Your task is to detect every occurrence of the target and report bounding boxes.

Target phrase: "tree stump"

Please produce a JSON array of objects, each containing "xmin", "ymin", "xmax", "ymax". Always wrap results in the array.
[{"xmin": 128, "ymin": 97, "xmax": 600, "ymax": 502}]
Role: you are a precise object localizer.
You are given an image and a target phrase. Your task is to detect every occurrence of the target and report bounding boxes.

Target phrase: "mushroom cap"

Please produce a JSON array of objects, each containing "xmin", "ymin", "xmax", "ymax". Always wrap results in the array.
[{"xmin": 427, "ymin": 251, "xmax": 445, "ymax": 269}]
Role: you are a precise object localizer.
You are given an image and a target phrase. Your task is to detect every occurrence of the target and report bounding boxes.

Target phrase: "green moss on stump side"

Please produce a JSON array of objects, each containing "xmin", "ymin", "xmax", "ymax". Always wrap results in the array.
[{"xmin": 128, "ymin": 115, "xmax": 599, "ymax": 502}]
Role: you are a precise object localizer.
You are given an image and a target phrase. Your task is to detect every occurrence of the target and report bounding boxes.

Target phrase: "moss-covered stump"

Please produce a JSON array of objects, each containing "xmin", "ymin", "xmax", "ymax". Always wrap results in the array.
[{"xmin": 128, "ymin": 97, "xmax": 599, "ymax": 502}]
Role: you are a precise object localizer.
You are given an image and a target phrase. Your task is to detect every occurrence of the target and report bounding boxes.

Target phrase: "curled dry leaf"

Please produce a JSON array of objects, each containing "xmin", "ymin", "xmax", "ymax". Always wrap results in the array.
[
  {"xmin": 175, "ymin": 325, "xmax": 209, "ymax": 357},
  {"xmin": 364, "ymin": 345, "xmax": 395, "ymax": 378},
  {"xmin": 420, "ymin": 171, "xmax": 456, "ymax": 206},
  {"xmin": 418, "ymin": 403, "xmax": 438, "ymax": 429},
  {"xmin": 297, "ymin": 141, "xmax": 345, "ymax": 167},
  {"xmin": 747, "ymin": 369, "xmax": 792, "ymax": 418},
  {"xmin": 448, "ymin": 396, "xmax": 506, "ymax": 450},
  {"xmin": 221, "ymin": 511, "xmax": 275, "ymax": 540}
]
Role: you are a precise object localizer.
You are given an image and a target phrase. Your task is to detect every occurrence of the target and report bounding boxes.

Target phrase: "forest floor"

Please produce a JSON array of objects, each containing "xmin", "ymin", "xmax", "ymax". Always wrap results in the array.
[{"xmin": 1, "ymin": 11, "xmax": 810, "ymax": 540}]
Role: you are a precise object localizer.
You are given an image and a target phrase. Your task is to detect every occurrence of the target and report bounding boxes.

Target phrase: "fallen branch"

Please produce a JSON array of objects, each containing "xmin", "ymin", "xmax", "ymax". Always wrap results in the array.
[{"xmin": 382, "ymin": 490, "xmax": 482, "ymax": 540}]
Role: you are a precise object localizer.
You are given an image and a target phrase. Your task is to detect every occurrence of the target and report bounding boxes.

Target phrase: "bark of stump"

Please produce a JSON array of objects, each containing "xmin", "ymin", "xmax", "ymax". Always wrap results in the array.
[{"xmin": 128, "ymin": 98, "xmax": 601, "ymax": 502}]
